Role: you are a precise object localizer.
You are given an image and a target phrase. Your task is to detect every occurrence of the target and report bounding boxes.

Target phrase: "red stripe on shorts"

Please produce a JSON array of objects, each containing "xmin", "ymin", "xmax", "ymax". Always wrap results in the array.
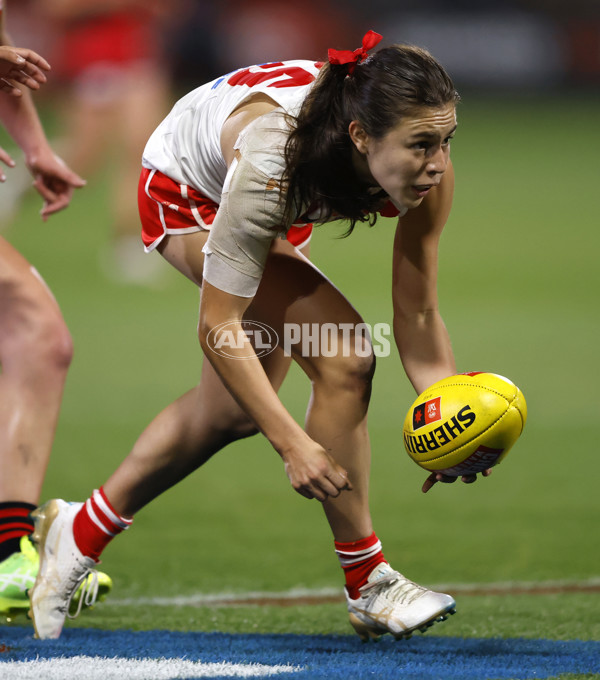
[
  {"xmin": 138, "ymin": 167, "xmax": 313, "ymax": 250},
  {"xmin": 138, "ymin": 167, "xmax": 219, "ymax": 249}
]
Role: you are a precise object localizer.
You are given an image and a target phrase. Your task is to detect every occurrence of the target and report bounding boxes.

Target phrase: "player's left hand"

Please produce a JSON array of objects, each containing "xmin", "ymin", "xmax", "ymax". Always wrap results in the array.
[
  {"xmin": 0, "ymin": 46, "xmax": 51, "ymax": 96},
  {"xmin": 25, "ymin": 149, "xmax": 86, "ymax": 220},
  {"xmin": 421, "ymin": 468, "xmax": 492, "ymax": 493}
]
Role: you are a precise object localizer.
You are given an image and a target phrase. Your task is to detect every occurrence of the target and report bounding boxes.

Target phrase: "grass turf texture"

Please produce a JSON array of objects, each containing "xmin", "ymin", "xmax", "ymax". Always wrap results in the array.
[
  {"xmin": 1, "ymin": 94, "xmax": 599, "ymax": 661},
  {"xmin": 66, "ymin": 593, "xmax": 600, "ymax": 641}
]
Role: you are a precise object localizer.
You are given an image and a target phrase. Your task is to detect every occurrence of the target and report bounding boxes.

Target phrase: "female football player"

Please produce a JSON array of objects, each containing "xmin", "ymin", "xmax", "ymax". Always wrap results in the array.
[{"xmin": 30, "ymin": 31, "xmax": 488, "ymax": 641}]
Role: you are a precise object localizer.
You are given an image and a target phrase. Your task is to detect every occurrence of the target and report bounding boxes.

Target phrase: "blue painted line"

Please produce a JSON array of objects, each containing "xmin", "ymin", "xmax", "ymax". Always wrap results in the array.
[{"xmin": 1, "ymin": 627, "xmax": 599, "ymax": 679}]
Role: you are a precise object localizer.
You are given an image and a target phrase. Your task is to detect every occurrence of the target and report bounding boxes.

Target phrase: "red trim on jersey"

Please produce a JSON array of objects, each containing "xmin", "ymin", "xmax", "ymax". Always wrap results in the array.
[{"xmin": 286, "ymin": 223, "xmax": 313, "ymax": 247}]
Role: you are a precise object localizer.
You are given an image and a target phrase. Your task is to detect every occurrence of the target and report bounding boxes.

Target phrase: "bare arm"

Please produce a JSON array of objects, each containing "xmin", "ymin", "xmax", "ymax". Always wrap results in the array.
[
  {"xmin": 392, "ymin": 162, "xmax": 493, "ymax": 492},
  {"xmin": 0, "ymin": 10, "xmax": 85, "ymax": 218},
  {"xmin": 392, "ymin": 161, "xmax": 456, "ymax": 394}
]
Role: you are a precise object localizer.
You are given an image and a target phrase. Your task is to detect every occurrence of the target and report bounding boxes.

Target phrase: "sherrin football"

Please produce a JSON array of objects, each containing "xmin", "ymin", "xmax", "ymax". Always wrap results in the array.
[{"xmin": 403, "ymin": 372, "xmax": 527, "ymax": 476}]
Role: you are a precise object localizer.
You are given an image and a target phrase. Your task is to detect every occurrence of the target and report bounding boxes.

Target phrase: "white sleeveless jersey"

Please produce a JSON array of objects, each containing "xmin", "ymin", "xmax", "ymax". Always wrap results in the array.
[
  {"xmin": 142, "ymin": 60, "xmax": 323, "ymax": 204},
  {"xmin": 142, "ymin": 59, "xmax": 404, "ymax": 298}
]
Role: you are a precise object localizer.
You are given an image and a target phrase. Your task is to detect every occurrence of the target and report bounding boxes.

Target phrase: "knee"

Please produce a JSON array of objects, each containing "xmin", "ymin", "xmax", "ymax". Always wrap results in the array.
[
  {"xmin": 313, "ymin": 336, "xmax": 375, "ymax": 402},
  {"xmin": 226, "ymin": 412, "xmax": 260, "ymax": 441},
  {"xmin": 10, "ymin": 304, "xmax": 73, "ymax": 375},
  {"xmin": 210, "ymin": 410, "xmax": 260, "ymax": 443},
  {"xmin": 40, "ymin": 312, "xmax": 74, "ymax": 373}
]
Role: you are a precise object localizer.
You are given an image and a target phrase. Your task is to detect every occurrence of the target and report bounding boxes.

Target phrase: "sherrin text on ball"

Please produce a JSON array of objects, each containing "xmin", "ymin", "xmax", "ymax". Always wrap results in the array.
[{"xmin": 403, "ymin": 372, "xmax": 527, "ymax": 476}]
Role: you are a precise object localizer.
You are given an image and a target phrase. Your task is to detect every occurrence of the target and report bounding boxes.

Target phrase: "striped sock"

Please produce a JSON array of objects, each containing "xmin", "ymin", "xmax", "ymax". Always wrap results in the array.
[
  {"xmin": 72, "ymin": 487, "xmax": 132, "ymax": 561},
  {"xmin": 0, "ymin": 502, "xmax": 36, "ymax": 561},
  {"xmin": 334, "ymin": 532, "xmax": 387, "ymax": 599}
]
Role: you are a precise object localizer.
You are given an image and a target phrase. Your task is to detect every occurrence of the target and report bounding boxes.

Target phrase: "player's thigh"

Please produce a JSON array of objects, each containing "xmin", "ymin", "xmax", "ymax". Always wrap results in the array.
[
  {"xmin": 157, "ymin": 231, "xmax": 208, "ymax": 286},
  {"xmin": 159, "ymin": 233, "xmax": 371, "ymax": 390},
  {"xmin": 157, "ymin": 232, "xmax": 309, "ymax": 294},
  {"xmin": 248, "ymin": 247, "xmax": 373, "ymax": 382},
  {"xmin": 157, "ymin": 233, "xmax": 296, "ymax": 382}
]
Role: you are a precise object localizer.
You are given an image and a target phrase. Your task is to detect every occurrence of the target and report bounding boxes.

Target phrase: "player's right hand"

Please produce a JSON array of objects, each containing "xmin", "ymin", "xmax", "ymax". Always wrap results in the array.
[
  {"xmin": 421, "ymin": 468, "xmax": 492, "ymax": 493},
  {"xmin": 283, "ymin": 441, "xmax": 353, "ymax": 501}
]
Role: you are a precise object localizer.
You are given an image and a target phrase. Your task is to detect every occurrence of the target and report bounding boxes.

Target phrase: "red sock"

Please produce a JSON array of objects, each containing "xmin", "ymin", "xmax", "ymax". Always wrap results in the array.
[
  {"xmin": 334, "ymin": 532, "xmax": 387, "ymax": 599},
  {"xmin": 72, "ymin": 487, "xmax": 132, "ymax": 561},
  {"xmin": 0, "ymin": 502, "xmax": 36, "ymax": 560}
]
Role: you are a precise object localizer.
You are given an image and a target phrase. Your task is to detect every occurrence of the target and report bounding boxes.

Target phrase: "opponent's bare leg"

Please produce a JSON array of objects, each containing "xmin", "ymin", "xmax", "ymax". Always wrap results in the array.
[{"xmin": 0, "ymin": 238, "xmax": 73, "ymax": 504}]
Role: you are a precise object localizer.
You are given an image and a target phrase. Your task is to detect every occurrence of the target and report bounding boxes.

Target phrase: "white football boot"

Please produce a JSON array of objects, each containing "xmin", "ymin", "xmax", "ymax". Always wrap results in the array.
[
  {"xmin": 346, "ymin": 562, "xmax": 456, "ymax": 641},
  {"xmin": 29, "ymin": 499, "xmax": 99, "ymax": 639}
]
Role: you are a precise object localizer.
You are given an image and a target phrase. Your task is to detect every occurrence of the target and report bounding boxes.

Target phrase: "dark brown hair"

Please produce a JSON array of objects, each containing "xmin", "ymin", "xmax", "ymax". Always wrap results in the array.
[{"xmin": 283, "ymin": 43, "xmax": 459, "ymax": 230}]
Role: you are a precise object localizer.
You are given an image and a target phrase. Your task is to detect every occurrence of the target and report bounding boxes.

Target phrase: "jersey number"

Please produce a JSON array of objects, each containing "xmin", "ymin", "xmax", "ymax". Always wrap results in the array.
[{"xmin": 227, "ymin": 63, "xmax": 318, "ymax": 88}]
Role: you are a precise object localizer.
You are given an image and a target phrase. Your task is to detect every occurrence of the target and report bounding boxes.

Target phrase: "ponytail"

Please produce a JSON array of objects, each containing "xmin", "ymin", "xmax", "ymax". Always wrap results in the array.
[
  {"xmin": 283, "ymin": 61, "xmax": 373, "ymax": 228},
  {"xmin": 283, "ymin": 35, "xmax": 459, "ymax": 231}
]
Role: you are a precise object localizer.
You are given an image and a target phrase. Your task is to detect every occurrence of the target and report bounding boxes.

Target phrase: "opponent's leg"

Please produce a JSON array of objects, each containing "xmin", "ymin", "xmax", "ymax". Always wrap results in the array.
[
  {"xmin": 0, "ymin": 239, "xmax": 112, "ymax": 622},
  {"xmin": 0, "ymin": 238, "xmax": 73, "ymax": 507}
]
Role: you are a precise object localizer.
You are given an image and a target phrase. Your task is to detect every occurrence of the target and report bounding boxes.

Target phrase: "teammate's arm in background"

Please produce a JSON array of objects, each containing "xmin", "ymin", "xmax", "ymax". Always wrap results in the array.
[{"xmin": 0, "ymin": 2, "xmax": 85, "ymax": 218}]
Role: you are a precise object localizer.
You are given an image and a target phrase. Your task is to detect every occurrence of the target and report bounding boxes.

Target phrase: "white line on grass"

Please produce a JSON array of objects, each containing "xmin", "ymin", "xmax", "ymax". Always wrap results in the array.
[
  {"xmin": 106, "ymin": 577, "xmax": 600, "ymax": 608},
  {"xmin": 4, "ymin": 656, "xmax": 302, "ymax": 680}
]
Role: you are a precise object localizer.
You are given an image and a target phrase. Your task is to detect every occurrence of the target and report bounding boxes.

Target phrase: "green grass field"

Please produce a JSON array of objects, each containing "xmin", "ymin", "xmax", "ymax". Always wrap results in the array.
[{"xmin": 1, "ymin": 94, "xmax": 599, "ymax": 661}]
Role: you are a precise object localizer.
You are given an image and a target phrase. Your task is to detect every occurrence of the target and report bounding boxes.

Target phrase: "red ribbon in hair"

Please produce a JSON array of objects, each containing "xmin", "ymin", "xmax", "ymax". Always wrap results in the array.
[{"xmin": 327, "ymin": 30, "xmax": 383, "ymax": 75}]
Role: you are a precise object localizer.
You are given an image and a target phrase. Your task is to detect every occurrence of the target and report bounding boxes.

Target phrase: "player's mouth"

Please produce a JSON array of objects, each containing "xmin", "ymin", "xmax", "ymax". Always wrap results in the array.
[{"xmin": 412, "ymin": 184, "xmax": 435, "ymax": 198}]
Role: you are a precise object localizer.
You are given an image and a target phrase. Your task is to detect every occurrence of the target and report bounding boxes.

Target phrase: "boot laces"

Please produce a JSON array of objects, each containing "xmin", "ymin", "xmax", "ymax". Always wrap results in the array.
[
  {"xmin": 358, "ymin": 570, "xmax": 425, "ymax": 607},
  {"xmin": 66, "ymin": 567, "xmax": 99, "ymax": 619}
]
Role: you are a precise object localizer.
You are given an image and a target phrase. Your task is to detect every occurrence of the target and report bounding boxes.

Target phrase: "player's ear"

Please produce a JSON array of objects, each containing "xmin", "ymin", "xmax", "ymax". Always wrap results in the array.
[{"xmin": 349, "ymin": 121, "xmax": 369, "ymax": 154}]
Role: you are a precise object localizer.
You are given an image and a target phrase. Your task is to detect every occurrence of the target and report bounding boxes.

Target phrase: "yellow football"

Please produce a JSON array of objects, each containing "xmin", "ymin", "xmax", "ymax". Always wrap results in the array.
[{"xmin": 403, "ymin": 372, "xmax": 527, "ymax": 475}]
